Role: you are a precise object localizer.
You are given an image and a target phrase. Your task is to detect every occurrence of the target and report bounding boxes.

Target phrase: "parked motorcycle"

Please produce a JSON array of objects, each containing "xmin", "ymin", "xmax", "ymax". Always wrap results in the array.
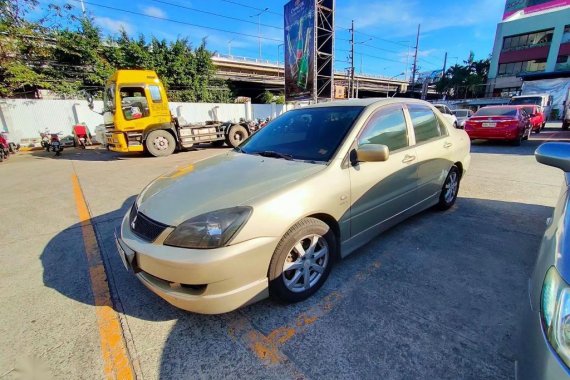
[
  {"xmin": 39, "ymin": 129, "xmax": 64, "ymax": 156},
  {"xmin": 0, "ymin": 134, "xmax": 10, "ymax": 162},
  {"xmin": 49, "ymin": 132, "xmax": 64, "ymax": 156},
  {"xmin": 0, "ymin": 132, "xmax": 19, "ymax": 154}
]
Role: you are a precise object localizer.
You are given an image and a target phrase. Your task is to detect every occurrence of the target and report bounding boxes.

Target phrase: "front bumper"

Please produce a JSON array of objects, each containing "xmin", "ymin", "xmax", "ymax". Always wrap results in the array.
[
  {"xmin": 118, "ymin": 213, "xmax": 278, "ymax": 314},
  {"xmin": 517, "ymin": 289, "xmax": 570, "ymax": 380},
  {"xmin": 105, "ymin": 132, "xmax": 144, "ymax": 153}
]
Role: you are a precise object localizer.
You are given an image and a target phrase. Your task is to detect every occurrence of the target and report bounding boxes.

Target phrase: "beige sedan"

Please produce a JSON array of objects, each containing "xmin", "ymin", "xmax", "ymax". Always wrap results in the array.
[{"xmin": 116, "ymin": 98, "xmax": 471, "ymax": 314}]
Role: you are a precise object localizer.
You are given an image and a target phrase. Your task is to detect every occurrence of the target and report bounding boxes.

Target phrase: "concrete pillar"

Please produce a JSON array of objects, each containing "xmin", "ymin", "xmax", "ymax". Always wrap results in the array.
[
  {"xmin": 271, "ymin": 102, "xmax": 276, "ymax": 119},
  {"xmin": 72, "ymin": 103, "xmax": 81, "ymax": 124},
  {"xmin": 547, "ymin": 25, "xmax": 565, "ymax": 72},
  {"xmin": 245, "ymin": 101, "xmax": 252, "ymax": 121}
]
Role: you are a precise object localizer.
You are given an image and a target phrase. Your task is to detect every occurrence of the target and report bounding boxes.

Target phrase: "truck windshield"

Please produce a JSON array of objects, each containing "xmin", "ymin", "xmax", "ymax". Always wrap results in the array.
[
  {"xmin": 103, "ymin": 83, "xmax": 116, "ymax": 112},
  {"xmin": 239, "ymin": 106, "xmax": 364, "ymax": 163},
  {"xmin": 510, "ymin": 97, "xmax": 541, "ymax": 106}
]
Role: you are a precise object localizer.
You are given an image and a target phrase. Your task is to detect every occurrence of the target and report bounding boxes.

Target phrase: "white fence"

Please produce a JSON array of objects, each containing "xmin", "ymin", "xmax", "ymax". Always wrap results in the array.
[{"xmin": 0, "ymin": 99, "xmax": 290, "ymax": 145}]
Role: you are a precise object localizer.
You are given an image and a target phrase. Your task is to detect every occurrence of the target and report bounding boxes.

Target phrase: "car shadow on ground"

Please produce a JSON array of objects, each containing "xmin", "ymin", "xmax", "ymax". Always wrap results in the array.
[{"xmin": 40, "ymin": 195, "xmax": 553, "ymax": 379}]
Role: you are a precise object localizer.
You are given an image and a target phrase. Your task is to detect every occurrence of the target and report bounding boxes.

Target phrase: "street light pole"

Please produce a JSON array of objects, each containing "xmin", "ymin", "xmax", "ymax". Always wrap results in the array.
[
  {"xmin": 277, "ymin": 43, "xmax": 284, "ymax": 78},
  {"xmin": 250, "ymin": 8, "xmax": 269, "ymax": 60},
  {"xmin": 228, "ymin": 39, "xmax": 234, "ymax": 57}
]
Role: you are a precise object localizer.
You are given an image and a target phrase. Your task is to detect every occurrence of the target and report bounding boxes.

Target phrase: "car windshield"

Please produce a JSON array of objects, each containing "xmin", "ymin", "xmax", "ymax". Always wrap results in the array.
[
  {"xmin": 510, "ymin": 97, "xmax": 541, "ymax": 106},
  {"xmin": 474, "ymin": 107, "xmax": 518, "ymax": 117},
  {"xmin": 239, "ymin": 106, "xmax": 364, "ymax": 163},
  {"xmin": 453, "ymin": 110, "xmax": 469, "ymax": 117}
]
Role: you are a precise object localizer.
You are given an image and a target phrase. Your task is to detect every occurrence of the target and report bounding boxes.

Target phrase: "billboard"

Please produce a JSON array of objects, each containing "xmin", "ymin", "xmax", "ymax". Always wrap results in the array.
[
  {"xmin": 284, "ymin": 0, "xmax": 315, "ymax": 101},
  {"xmin": 503, "ymin": 0, "xmax": 570, "ymax": 20}
]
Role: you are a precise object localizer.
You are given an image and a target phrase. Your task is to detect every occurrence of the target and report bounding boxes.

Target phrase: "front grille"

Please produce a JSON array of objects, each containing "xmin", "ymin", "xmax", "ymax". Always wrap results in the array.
[{"xmin": 129, "ymin": 204, "xmax": 169, "ymax": 242}]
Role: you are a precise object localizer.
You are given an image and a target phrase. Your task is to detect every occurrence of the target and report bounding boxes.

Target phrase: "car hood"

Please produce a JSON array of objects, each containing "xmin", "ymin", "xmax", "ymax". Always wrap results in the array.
[{"xmin": 136, "ymin": 152, "xmax": 325, "ymax": 225}]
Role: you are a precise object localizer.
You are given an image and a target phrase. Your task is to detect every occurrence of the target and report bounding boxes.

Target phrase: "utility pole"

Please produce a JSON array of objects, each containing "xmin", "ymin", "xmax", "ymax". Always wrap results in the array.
[
  {"xmin": 80, "ymin": 0, "xmax": 86, "ymax": 17},
  {"xmin": 410, "ymin": 24, "xmax": 420, "ymax": 98},
  {"xmin": 228, "ymin": 39, "xmax": 234, "ymax": 56},
  {"xmin": 350, "ymin": 20, "xmax": 355, "ymax": 98},
  {"xmin": 442, "ymin": 52, "xmax": 447, "ymax": 78}
]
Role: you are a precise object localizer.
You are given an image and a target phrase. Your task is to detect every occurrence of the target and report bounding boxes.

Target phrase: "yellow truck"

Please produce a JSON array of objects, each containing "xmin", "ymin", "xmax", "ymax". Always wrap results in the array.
[{"xmin": 86, "ymin": 70, "xmax": 255, "ymax": 156}]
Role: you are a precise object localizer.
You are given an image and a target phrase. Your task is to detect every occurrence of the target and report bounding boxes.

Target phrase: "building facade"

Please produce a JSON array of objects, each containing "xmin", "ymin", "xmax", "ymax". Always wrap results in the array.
[{"xmin": 487, "ymin": 1, "xmax": 570, "ymax": 97}]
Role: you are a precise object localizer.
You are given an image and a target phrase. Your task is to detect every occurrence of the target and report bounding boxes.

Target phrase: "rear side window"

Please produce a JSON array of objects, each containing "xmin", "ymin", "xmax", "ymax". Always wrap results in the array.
[
  {"xmin": 408, "ymin": 105, "xmax": 444, "ymax": 144},
  {"xmin": 358, "ymin": 106, "xmax": 409, "ymax": 152}
]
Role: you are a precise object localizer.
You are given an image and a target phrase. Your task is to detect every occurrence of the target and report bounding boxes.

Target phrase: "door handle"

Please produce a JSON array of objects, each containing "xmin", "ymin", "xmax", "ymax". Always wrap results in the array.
[
  {"xmin": 402, "ymin": 154, "xmax": 416, "ymax": 163},
  {"xmin": 443, "ymin": 142, "xmax": 453, "ymax": 148}
]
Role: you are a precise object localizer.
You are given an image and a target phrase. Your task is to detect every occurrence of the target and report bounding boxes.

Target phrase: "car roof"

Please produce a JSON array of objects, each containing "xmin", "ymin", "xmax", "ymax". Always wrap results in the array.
[{"xmin": 302, "ymin": 98, "xmax": 435, "ymax": 109}]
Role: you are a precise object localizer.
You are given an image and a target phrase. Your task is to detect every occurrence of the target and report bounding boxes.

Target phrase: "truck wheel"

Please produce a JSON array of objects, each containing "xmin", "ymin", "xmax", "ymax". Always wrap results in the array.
[
  {"xmin": 225, "ymin": 125, "xmax": 249, "ymax": 148},
  {"xmin": 146, "ymin": 130, "xmax": 176, "ymax": 157}
]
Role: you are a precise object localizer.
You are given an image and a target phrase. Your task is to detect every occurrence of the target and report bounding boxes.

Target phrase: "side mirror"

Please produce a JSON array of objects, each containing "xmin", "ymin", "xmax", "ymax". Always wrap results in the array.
[
  {"xmin": 535, "ymin": 143, "xmax": 570, "ymax": 173},
  {"xmin": 355, "ymin": 144, "xmax": 389, "ymax": 163},
  {"xmin": 85, "ymin": 93, "xmax": 94, "ymax": 110}
]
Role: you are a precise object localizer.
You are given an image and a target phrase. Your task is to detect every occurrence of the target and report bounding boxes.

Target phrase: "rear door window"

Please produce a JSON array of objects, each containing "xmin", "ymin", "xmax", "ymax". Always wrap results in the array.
[
  {"xmin": 408, "ymin": 104, "xmax": 445, "ymax": 144},
  {"xmin": 358, "ymin": 105, "xmax": 409, "ymax": 152}
]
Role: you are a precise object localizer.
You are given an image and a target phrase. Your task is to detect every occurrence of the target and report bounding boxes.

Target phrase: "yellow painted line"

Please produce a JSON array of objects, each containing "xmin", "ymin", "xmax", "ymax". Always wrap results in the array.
[
  {"xmin": 229, "ymin": 259, "xmax": 383, "ymax": 365},
  {"xmin": 72, "ymin": 174, "xmax": 135, "ymax": 380}
]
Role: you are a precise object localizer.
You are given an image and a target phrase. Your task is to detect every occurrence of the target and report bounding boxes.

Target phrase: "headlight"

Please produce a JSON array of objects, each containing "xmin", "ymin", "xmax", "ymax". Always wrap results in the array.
[
  {"xmin": 541, "ymin": 266, "xmax": 570, "ymax": 367},
  {"xmin": 164, "ymin": 207, "xmax": 252, "ymax": 249}
]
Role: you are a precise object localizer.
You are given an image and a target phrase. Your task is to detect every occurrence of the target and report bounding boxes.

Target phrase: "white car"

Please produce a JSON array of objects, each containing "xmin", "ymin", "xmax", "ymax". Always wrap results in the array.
[{"xmin": 433, "ymin": 104, "xmax": 458, "ymax": 128}]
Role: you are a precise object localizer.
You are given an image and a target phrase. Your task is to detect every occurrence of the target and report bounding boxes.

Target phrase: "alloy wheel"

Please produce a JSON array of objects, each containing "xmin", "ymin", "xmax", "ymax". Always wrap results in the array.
[{"xmin": 282, "ymin": 234, "xmax": 329, "ymax": 293}]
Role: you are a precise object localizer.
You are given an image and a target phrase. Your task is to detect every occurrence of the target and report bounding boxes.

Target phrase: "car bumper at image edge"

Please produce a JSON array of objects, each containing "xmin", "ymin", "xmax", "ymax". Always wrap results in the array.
[{"xmin": 517, "ymin": 294, "xmax": 570, "ymax": 380}]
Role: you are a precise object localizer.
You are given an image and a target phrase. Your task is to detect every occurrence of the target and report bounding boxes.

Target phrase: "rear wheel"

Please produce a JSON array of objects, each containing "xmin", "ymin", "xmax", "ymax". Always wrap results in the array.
[
  {"xmin": 437, "ymin": 166, "xmax": 460, "ymax": 210},
  {"xmin": 534, "ymin": 124, "xmax": 541, "ymax": 134},
  {"xmin": 512, "ymin": 132, "xmax": 523, "ymax": 146},
  {"xmin": 268, "ymin": 218, "xmax": 335, "ymax": 303},
  {"xmin": 145, "ymin": 130, "xmax": 176, "ymax": 157},
  {"xmin": 225, "ymin": 124, "xmax": 249, "ymax": 148}
]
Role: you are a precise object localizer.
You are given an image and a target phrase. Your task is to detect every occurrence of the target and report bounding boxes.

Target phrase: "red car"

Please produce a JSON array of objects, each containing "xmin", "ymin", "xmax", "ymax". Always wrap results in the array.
[
  {"xmin": 517, "ymin": 105, "xmax": 544, "ymax": 134},
  {"xmin": 464, "ymin": 106, "xmax": 531, "ymax": 146}
]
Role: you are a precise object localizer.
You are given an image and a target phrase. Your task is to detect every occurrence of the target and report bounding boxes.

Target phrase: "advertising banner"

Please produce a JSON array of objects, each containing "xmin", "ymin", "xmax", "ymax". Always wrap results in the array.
[
  {"xmin": 503, "ymin": 0, "xmax": 570, "ymax": 20},
  {"xmin": 284, "ymin": 0, "xmax": 315, "ymax": 101}
]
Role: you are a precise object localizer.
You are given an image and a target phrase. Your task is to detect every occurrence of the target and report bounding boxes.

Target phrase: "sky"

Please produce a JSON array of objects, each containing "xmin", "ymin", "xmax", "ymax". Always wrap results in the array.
[{"xmin": 32, "ymin": 0, "xmax": 507, "ymax": 78}]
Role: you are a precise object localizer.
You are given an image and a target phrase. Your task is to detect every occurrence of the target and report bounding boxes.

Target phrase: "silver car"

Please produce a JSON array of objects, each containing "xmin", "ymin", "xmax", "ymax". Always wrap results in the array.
[
  {"xmin": 116, "ymin": 98, "xmax": 471, "ymax": 314},
  {"xmin": 519, "ymin": 143, "xmax": 570, "ymax": 379},
  {"xmin": 452, "ymin": 109, "xmax": 474, "ymax": 129}
]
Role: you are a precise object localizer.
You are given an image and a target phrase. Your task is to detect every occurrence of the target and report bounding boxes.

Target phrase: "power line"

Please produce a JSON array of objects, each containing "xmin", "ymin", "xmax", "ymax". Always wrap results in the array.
[
  {"xmin": 218, "ymin": 0, "xmax": 283, "ymax": 16},
  {"xmin": 70, "ymin": 0, "xmax": 282, "ymax": 42},
  {"xmin": 337, "ymin": 48, "xmax": 403, "ymax": 65},
  {"xmin": 358, "ymin": 43, "xmax": 400, "ymax": 55},
  {"xmin": 150, "ymin": 0, "xmax": 282, "ymax": 30}
]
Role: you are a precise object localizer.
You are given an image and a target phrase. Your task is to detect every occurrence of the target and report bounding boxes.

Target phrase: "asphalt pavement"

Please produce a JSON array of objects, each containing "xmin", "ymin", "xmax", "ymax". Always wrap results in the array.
[{"xmin": 0, "ymin": 124, "xmax": 567, "ymax": 379}]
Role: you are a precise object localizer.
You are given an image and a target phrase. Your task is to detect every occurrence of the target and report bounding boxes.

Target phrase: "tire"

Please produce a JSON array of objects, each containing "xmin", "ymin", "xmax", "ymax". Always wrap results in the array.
[
  {"xmin": 534, "ymin": 125, "xmax": 540, "ymax": 134},
  {"xmin": 437, "ymin": 166, "xmax": 460, "ymax": 210},
  {"xmin": 268, "ymin": 218, "xmax": 336, "ymax": 303},
  {"xmin": 0, "ymin": 151, "xmax": 4, "ymax": 162},
  {"xmin": 225, "ymin": 124, "xmax": 249, "ymax": 148},
  {"xmin": 453, "ymin": 122, "xmax": 458, "ymax": 129},
  {"xmin": 541, "ymin": 122, "xmax": 546, "ymax": 130},
  {"xmin": 211, "ymin": 140, "xmax": 225, "ymax": 147},
  {"xmin": 563, "ymin": 122, "xmax": 569, "ymax": 131},
  {"xmin": 145, "ymin": 130, "xmax": 176, "ymax": 157}
]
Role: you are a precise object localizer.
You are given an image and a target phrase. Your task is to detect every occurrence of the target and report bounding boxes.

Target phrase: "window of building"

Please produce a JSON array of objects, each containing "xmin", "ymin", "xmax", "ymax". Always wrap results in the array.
[
  {"xmin": 562, "ymin": 25, "xmax": 570, "ymax": 44},
  {"xmin": 498, "ymin": 58, "xmax": 547, "ymax": 76},
  {"xmin": 358, "ymin": 106, "xmax": 409, "ymax": 152},
  {"xmin": 408, "ymin": 105, "xmax": 445, "ymax": 144},
  {"xmin": 556, "ymin": 55, "xmax": 570, "ymax": 72},
  {"xmin": 502, "ymin": 29, "xmax": 554, "ymax": 51}
]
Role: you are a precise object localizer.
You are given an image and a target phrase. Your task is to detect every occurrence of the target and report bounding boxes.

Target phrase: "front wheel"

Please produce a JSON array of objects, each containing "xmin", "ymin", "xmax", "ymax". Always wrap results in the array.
[
  {"xmin": 437, "ymin": 166, "xmax": 460, "ymax": 210},
  {"xmin": 145, "ymin": 130, "xmax": 176, "ymax": 157},
  {"xmin": 268, "ymin": 218, "xmax": 336, "ymax": 303}
]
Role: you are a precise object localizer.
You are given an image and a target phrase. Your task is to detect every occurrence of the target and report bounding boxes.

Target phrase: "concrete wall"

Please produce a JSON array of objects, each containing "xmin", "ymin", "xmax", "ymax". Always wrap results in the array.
[{"xmin": 0, "ymin": 99, "xmax": 288, "ymax": 145}]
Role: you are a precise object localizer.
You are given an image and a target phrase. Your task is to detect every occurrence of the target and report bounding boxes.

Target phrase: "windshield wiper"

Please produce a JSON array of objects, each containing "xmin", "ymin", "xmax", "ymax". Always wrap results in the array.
[{"xmin": 253, "ymin": 150, "xmax": 294, "ymax": 160}]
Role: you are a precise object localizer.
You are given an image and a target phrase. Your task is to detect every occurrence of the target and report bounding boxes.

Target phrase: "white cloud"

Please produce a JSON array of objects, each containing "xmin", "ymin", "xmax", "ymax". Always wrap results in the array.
[
  {"xmin": 95, "ymin": 17, "xmax": 133, "ymax": 35},
  {"xmin": 143, "ymin": 6, "xmax": 166, "ymax": 19}
]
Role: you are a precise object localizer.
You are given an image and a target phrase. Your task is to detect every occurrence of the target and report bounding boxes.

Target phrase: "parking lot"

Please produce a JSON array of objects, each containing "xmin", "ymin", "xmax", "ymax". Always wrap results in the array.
[{"xmin": 0, "ymin": 124, "xmax": 568, "ymax": 380}]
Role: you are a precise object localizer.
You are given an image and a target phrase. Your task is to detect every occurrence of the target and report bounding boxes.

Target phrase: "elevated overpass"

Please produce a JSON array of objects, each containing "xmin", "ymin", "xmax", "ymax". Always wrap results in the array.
[{"xmin": 212, "ymin": 54, "xmax": 408, "ymax": 99}]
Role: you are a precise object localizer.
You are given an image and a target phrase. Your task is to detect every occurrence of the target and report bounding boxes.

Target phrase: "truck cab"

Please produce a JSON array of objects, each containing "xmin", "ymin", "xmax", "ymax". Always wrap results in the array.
[
  {"xmin": 103, "ymin": 70, "xmax": 173, "ymax": 154},
  {"xmin": 509, "ymin": 94, "xmax": 552, "ymax": 127}
]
